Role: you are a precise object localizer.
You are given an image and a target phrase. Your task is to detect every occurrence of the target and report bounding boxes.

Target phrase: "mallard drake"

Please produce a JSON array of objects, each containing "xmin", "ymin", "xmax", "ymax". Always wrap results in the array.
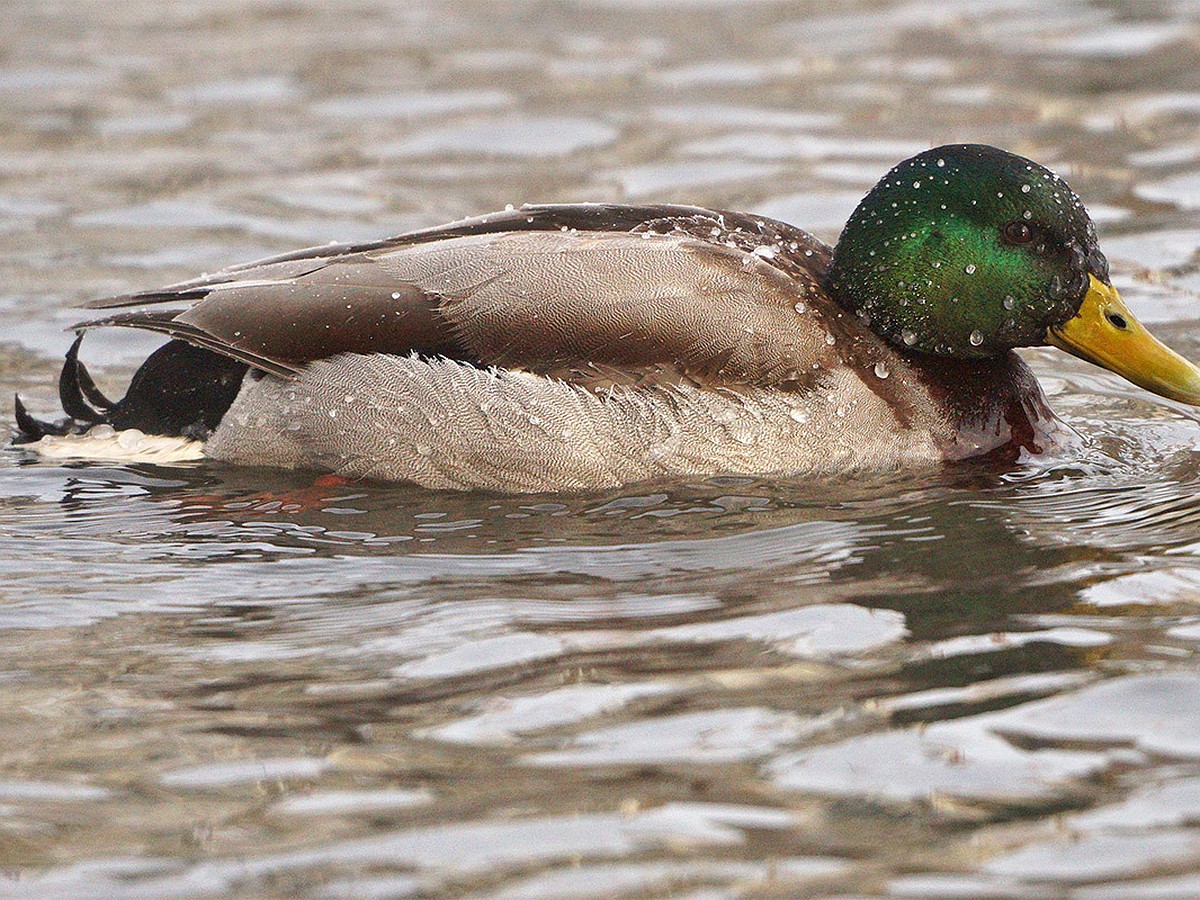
[{"xmin": 15, "ymin": 144, "xmax": 1200, "ymax": 491}]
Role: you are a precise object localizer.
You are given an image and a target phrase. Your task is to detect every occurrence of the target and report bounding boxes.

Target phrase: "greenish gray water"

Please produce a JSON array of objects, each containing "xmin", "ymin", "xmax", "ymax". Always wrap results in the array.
[{"xmin": 4, "ymin": 1, "xmax": 1200, "ymax": 896}]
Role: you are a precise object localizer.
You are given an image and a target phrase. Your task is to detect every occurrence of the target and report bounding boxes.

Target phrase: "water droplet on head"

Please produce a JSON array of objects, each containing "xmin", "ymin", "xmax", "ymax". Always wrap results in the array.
[
  {"xmin": 965, "ymin": 264, "xmax": 976, "ymax": 275},
  {"xmin": 969, "ymin": 330, "xmax": 984, "ymax": 346},
  {"xmin": 794, "ymin": 301, "xmax": 806, "ymax": 314},
  {"xmin": 901, "ymin": 328, "xmax": 918, "ymax": 346},
  {"xmin": 874, "ymin": 361, "xmax": 890, "ymax": 379},
  {"xmin": 936, "ymin": 158, "xmax": 945, "ymax": 167},
  {"xmin": 931, "ymin": 260, "xmax": 941, "ymax": 268},
  {"xmin": 788, "ymin": 408, "xmax": 809, "ymax": 424},
  {"xmin": 1021, "ymin": 184, "xmax": 1031, "ymax": 193},
  {"xmin": 913, "ymin": 180, "xmax": 921, "ymax": 189},
  {"xmin": 1003, "ymin": 295, "xmax": 1016, "ymax": 310}
]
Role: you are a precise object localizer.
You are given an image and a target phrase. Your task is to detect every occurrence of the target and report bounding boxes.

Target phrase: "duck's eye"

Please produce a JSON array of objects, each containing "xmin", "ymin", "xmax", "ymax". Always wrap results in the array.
[{"xmin": 1003, "ymin": 221, "xmax": 1034, "ymax": 245}]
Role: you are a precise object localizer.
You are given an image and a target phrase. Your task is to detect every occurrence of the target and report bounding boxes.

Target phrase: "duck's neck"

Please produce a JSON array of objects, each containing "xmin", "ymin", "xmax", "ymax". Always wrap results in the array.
[{"xmin": 910, "ymin": 351, "xmax": 1061, "ymax": 461}]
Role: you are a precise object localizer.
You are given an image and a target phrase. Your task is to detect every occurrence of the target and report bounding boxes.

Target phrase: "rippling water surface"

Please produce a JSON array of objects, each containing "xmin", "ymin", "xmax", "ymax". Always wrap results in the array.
[{"xmin": 5, "ymin": 1, "xmax": 1200, "ymax": 896}]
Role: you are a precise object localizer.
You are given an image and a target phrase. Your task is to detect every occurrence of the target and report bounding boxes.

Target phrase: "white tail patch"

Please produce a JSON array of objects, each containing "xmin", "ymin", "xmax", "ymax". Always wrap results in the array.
[{"xmin": 27, "ymin": 425, "xmax": 205, "ymax": 464}]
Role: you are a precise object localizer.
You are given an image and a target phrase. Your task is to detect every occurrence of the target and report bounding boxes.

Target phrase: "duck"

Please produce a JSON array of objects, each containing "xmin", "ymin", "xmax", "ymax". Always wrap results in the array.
[{"xmin": 14, "ymin": 143, "xmax": 1200, "ymax": 492}]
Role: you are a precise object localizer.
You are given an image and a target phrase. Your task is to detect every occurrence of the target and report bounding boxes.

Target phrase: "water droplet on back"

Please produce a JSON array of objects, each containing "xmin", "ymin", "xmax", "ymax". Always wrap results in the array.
[
  {"xmin": 969, "ymin": 330, "xmax": 984, "ymax": 346},
  {"xmin": 874, "ymin": 361, "xmax": 890, "ymax": 379}
]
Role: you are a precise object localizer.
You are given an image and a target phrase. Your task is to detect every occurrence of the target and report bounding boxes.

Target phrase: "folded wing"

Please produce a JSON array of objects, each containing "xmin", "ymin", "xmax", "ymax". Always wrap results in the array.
[{"xmin": 78, "ymin": 204, "xmax": 842, "ymax": 389}]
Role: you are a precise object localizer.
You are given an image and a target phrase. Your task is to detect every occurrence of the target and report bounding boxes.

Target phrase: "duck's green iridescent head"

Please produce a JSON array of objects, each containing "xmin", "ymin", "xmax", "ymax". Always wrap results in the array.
[{"xmin": 830, "ymin": 143, "xmax": 1200, "ymax": 405}]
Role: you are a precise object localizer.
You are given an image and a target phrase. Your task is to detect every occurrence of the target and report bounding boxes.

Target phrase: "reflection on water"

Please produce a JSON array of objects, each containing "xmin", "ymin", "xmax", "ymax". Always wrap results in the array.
[{"xmin": 4, "ymin": 0, "xmax": 1200, "ymax": 896}]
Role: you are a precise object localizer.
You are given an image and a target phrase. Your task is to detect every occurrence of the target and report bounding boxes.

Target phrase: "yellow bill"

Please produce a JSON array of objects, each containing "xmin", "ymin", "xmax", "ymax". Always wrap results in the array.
[{"xmin": 1046, "ymin": 275, "xmax": 1200, "ymax": 405}]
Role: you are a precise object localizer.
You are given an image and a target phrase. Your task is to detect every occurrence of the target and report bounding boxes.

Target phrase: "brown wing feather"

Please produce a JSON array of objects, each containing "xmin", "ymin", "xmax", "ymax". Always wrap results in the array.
[
  {"xmin": 84, "ymin": 204, "xmax": 828, "ymax": 308},
  {"xmin": 75, "ymin": 309, "xmax": 304, "ymax": 378},
  {"xmin": 367, "ymin": 230, "xmax": 836, "ymax": 385},
  {"xmin": 75, "ymin": 204, "xmax": 847, "ymax": 389},
  {"xmin": 83, "ymin": 204, "xmax": 730, "ymax": 309}
]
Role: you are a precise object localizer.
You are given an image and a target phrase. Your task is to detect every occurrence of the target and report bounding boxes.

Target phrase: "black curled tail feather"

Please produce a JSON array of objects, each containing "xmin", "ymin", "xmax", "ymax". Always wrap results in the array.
[
  {"xmin": 71, "ymin": 348, "xmax": 115, "ymax": 411},
  {"xmin": 59, "ymin": 334, "xmax": 108, "ymax": 423},
  {"xmin": 11, "ymin": 336, "xmax": 96, "ymax": 442},
  {"xmin": 14, "ymin": 335, "xmax": 249, "ymax": 444},
  {"xmin": 13, "ymin": 393, "xmax": 67, "ymax": 442}
]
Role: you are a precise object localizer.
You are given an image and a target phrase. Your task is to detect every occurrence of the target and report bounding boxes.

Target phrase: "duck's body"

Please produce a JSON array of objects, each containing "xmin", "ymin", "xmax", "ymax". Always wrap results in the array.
[
  {"xmin": 16, "ymin": 146, "xmax": 1199, "ymax": 491},
  {"xmin": 19, "ymin": 204, "xmax": 1052, "ymax": 491}
]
